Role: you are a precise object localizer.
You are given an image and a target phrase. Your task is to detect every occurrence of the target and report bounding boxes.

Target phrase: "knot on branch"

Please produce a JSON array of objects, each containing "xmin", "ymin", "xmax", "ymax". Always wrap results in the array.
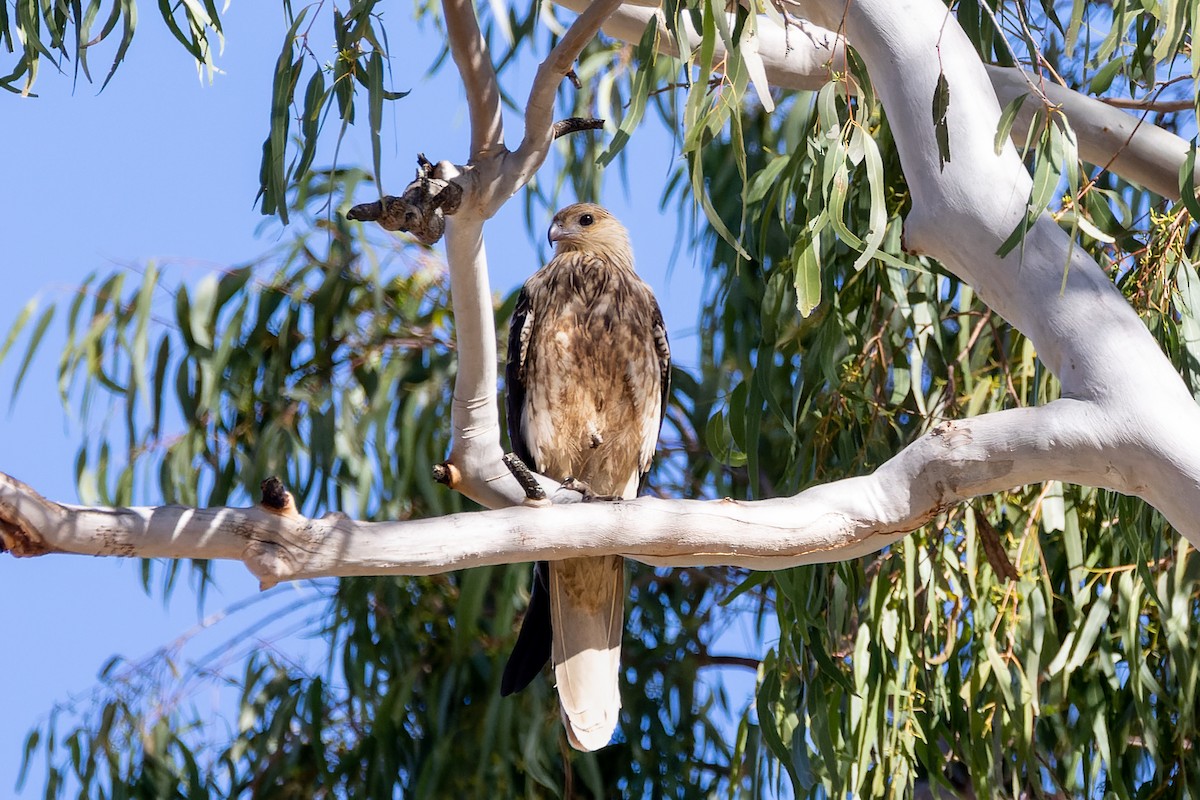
[
  {"xmin": 260, "ymin": 476, "xmax": 297, "ymax": 517},
  {"xmin": 0, "ymin": 474, "xmax": 55, "ymax": 557},
  {"xmin": 243, "ymin": 540, "xmax": 296, "ymax": 591},
  {"xmin": 0, "ymin": 515, "xmax": 51, "ymax": 557},
  {"xmin": 432, "ymin": 461, "xmax": 462, "ymax": 489},
  {"xmin": 346, "ymin": 155, "xmax": 464, "ymax": 245}
]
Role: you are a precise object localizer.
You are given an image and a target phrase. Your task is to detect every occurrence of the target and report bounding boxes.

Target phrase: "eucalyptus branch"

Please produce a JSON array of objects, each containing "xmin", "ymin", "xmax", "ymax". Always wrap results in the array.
[
  {"xmin": 5, "ymin": 401, "xmax": 1195, "ymax": 581},
  {"xmin": 506, "ymin": 0, "xmax": 624, "ymax": 186},
  {"xmin": 554, "ymin": 0, "xmax": 1193, "ymax": 200},
  {"xmin": 442, "ymin": 0, "xmax": 505, "ymax": 159},
  {"xmin": 786, "ymin": 0, "xmax": 1200, "ymax": 540},
  {"xmin": 552, "ymin": 116, "xmax": 606, "ymax": 138},
  {"xmin": 1101, "ymin": 97, "xmax": 1193, "ymax": 113}
]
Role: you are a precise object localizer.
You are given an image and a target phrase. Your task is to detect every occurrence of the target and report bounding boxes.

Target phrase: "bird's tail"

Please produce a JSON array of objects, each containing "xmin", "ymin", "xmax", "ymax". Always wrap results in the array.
[
  {"xmin": 501, "ymin": 561, "xmax": 552, "ymax": 697},
  {"xmin": 549, "ymin": 555, "xmax": 624, "ymax": 751}
]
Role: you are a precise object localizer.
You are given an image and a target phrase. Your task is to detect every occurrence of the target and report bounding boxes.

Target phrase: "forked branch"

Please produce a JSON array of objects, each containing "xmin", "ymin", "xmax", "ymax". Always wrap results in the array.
[
  {"xmin": 444, "ymin": 0, "xmax": 505, "ymax": 159},
  {"xmin": 555, "ymin": 0, "xmax": 1194, "ymax": 200}
]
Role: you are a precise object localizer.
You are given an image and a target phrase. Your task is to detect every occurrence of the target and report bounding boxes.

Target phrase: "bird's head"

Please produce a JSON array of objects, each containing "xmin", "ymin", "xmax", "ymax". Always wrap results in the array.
[{"xmin": 547, "ymin": 203, "xmax": 633, "ymax": 268}]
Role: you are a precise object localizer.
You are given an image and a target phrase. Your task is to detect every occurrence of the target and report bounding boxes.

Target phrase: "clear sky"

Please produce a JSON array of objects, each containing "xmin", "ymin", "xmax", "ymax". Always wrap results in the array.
[{"xmin": 0, "ymin": 4, "xmax": 762, "ymax": 793}]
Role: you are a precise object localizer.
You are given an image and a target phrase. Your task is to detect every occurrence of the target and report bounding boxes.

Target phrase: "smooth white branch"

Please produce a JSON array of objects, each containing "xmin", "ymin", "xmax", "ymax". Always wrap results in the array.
[
  {"xmin": 444, "ymin": 0, "xmax": 505, "ymax": 159},
  {"xmin": 508, "ymin": 0, "xmax": 625, "ymax": 183},
  {"xmin": 793, "ymin": 0, "xmax": 1200, "ymax": 539},
  {"xmin": 1, "ymin": 402, "xmax": 1159, "ymax": 581},
  {"xmin": 553, "ymin": 0, "xmax": 1192, "ymax": 200}
]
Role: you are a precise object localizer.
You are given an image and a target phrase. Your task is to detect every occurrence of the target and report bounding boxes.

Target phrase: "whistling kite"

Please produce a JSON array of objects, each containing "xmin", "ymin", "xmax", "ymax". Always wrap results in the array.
[{"xmin": 500, "ymin": 203, "xmax": 671, "ymax": 751}]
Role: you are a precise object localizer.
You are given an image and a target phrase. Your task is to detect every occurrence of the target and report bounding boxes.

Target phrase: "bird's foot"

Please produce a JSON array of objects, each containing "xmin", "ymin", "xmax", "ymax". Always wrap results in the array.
[{"xmin": 559, "ymin": 477, "xmax": 620, "ymax": 502}]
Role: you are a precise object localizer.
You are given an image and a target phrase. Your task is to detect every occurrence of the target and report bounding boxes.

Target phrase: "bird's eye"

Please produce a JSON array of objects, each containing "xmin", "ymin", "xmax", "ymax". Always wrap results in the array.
[{"xmin": 579, "ymin": 213, "xmax": 594, "ymax": 226}]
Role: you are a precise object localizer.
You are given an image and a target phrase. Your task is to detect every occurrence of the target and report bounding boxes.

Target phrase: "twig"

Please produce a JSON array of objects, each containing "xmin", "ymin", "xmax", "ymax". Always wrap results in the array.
[
  {"xmin": 1101, "ymin": 97, "xmax": 1193, "ymax": 113},
  {"xmin": 694, "ymin": 654, "xmax": 761, "ymax": 671},
  {"xmin": 551, "ymin": 116, "xmax": 605, "ymax": 139}
]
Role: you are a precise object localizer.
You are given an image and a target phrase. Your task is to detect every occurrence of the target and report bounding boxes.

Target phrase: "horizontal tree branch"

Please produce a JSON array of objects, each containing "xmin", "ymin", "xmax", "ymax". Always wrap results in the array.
[
  {"xmin": 10, "ymin": 0, "xmax": 1200, "ymax": 610},
  {"xmin": 4, "ymin": 402, "xmax": 1181, "ymax": 583}
]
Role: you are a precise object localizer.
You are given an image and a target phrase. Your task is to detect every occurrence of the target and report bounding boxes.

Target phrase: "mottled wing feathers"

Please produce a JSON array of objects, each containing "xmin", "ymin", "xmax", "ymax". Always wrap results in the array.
[
  {"xmin": 500, "ymin": 287, "xmax": 551, "ymax": 698},
  {"xmin": 504, "ymin": 286, "xmax": 536, "ymax": 474},
  {"xmin": 645, "ymin": 299, "xmax": 671, "ymax": 476}
]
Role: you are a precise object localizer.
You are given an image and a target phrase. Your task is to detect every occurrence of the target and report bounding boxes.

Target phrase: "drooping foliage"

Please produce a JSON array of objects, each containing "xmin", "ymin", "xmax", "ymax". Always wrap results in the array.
[{"xmin": 6, "ymin": 0, "xmax": 1200, "ymax": 798}]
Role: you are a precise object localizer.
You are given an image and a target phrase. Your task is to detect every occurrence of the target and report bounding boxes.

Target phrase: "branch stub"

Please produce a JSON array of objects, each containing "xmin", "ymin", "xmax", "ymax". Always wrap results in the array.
[{"xmin": 260, "ymin": 476, "xmax": 294, "ymax": 514}]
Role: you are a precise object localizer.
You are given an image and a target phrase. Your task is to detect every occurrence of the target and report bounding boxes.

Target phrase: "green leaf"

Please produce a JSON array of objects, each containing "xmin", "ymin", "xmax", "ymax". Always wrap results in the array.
[
  {"xmin": 11, "ymin": 305, "xmax": 55, "ymax": 404},
  {"xmin": 994, "ymin": 92, "xmax": 1027, "ymax": 155},
  {"xmin": 257, "ymin": 8, "xmax": 308, "ymax": 222},
  {"xmin": 1064, "ymin": 583, "xmax": 1114, "ymax": 673},
  {"xmin": 932, "ymin": 71, "xmax": 950, "ymax": 168},
  {"xmin": 367, "ymin": 50, "xmax": 384, "ymax": 197},
  {"xmin": 1088, "ymin": 57, "xmax": 1124, "ymax": 95},
  {"xmin": 0, "ymin": 297, "xmax": 37, "ymax": 369},
  {"xmin": 597, "ymin": 19, "xmax": 658, "ymax": 167},
  {"xmin": 189, "ymin": 273, "xmax": 218, "ymax": 351},
  {"xmin": 852, "ymin": 126, "xmax": 887, "ymax": 271},
  {"xmin": 1180, "ymin": 140, "xmax": 1200, "ymax": 223},
  {"xmin": 756, "ymin": 654, "xmax": 803, "ymax": 798},
  {"xmin": 793, "ymin": 230, "xmax": 822, "ymax": 317}
]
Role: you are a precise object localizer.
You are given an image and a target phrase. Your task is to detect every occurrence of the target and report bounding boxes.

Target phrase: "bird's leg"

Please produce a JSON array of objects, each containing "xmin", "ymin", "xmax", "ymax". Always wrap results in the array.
[
  {"xmin": 559, "ymin": 477, "xmax": 621, "ymax": 502},
  {"xmin": 502, "ymin": 453, "xmax": 548, "ymax": 504}
]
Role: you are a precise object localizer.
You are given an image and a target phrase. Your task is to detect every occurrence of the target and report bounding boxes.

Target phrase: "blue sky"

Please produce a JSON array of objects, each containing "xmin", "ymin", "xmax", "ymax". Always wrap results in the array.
[{"xmin": 0, "ymin": 3, "xmax": 766, "ymax": 793}]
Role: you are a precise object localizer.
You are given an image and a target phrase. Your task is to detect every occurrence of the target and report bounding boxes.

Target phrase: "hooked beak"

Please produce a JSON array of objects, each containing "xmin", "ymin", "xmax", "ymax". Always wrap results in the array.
[{"xmin": 548, "ymin": 221, "xmax": 565, "ymax": 246}]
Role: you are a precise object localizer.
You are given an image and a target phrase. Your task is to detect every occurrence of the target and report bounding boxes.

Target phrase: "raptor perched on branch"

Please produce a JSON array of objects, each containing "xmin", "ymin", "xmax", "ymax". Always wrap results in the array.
[{"xmin": 499, "ymin": 203, "xmax": 671, "ymax": 751}]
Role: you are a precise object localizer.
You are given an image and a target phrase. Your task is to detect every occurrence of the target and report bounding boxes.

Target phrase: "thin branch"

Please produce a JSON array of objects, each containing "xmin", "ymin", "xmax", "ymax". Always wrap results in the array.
[
  {"xmin": 1100, "ymin": 96, "xmax": 1193, "ymax": 113},
  {"xmin": 694, "ymin": 654, "xmax": 761, "ymax": 671},
  {"xmin": 502, "ymin": 453, "xmax": 549, "ymax": 502},
  {"xmin": 508, "ymin": 0, "xmax": 624, "ymax": 181},
  {"xmin": 442, "ymin": 0, "xmax": 505, "ymax": 159}
]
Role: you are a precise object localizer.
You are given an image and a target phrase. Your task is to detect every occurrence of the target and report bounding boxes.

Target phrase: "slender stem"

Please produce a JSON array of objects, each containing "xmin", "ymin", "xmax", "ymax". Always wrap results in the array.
[{"xmin": 508, "ymin": 0, "xmax": 624, "ymax": 185}]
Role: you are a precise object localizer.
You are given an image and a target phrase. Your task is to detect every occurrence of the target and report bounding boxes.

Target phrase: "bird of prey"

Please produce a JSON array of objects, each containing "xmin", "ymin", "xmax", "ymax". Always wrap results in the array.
[{"xmin": 500, "ymin": 203, "xmax": 671, "ymax": 751}]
